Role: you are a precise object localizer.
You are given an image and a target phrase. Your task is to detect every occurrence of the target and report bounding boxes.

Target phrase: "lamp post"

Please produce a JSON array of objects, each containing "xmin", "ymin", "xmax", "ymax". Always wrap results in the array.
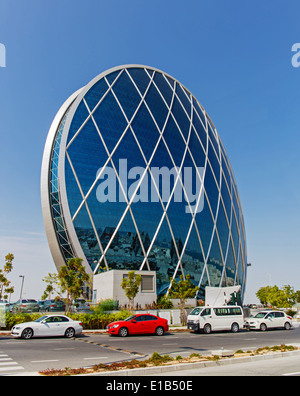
[{"xmin": 19, "ymin": 275, "xmax": 25, "ymax": 302}]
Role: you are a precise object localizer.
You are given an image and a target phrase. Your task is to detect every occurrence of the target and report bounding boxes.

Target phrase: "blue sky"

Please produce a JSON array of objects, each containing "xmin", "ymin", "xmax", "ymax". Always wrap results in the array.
[{"xmin": 0, "ymin": 0, "xmax": 299, "ymax": 303}]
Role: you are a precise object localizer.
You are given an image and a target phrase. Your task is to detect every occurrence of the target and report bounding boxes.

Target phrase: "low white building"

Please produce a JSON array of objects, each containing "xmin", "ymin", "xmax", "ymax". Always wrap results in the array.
[{"xmin": 93, "ymin": 270, "xmax": 157, "ymax": 309}]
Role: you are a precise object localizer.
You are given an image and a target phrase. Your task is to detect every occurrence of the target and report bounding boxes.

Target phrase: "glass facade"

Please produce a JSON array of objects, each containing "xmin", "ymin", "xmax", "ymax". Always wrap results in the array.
[{"xmin": 43, "ymin": 65, "xmax": 247, "ymax": 300}]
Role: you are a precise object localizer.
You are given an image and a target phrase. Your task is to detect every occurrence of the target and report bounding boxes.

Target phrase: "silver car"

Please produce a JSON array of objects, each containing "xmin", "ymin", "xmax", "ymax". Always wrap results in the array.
[{"xmin": 12, "ymin": 299, "xmax": 39, "ymax": 313}]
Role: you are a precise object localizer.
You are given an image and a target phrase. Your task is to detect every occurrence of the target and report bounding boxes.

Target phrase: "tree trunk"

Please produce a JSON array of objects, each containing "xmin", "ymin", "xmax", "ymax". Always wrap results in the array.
[{"xmin": 180, "ymin": 299, "xmax": 187, "ymax": 325}]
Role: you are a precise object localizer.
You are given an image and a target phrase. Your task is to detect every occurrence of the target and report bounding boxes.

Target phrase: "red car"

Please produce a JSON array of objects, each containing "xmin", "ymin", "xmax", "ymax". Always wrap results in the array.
[{"xmin": 106, "ymin": 313, "xmax": 169, "ymax": 337}]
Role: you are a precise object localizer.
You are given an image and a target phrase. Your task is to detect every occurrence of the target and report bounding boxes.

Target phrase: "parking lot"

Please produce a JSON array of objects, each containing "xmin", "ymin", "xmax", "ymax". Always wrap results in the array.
[{"xmin": 1, "ymin": 324, "xmax": 300, "ymax": 375}]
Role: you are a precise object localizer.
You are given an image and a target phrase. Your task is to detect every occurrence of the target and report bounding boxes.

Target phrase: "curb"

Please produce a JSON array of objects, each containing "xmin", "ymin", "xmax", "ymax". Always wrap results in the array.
[{"xmin": 78, "ymin": 349, "xmax": 300, "ymax": 376}]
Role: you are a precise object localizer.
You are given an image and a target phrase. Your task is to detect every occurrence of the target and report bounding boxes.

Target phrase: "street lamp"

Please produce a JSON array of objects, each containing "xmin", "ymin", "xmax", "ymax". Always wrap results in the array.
[{"xmin": 19, "ymin": 275, "xmax": 25, "ymax": 302}]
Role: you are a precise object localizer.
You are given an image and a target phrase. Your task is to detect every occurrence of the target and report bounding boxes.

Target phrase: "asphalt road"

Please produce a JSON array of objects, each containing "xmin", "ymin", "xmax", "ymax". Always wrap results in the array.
[{"xmin": 1, "ymin": 326, "xmax": 300, "ymax": 375}]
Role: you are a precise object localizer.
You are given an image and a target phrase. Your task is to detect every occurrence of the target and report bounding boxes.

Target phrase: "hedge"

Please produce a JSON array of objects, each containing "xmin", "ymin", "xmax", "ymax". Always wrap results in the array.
[{"xmin": 1, "ymin": 310, "xmax": 132, "ymax": 331}]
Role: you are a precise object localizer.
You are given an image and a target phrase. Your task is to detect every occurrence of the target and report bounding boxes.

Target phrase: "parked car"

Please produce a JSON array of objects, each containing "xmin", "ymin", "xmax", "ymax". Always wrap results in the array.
[
  {"xmin": 12, "ymin": 299, "xmax": 39, "ymax": 313},
  {"xmin": 106, "ymin": 313, "xmax": 169, "ymax": 337},
  {"xmin": 71, "ymin": 299, "xmax": 90, "ymax": 312},
  {"xmin": 37, "ymin": 300, "xmax": 46, "ymax": 311},
  {"xmin": 44, "ymin": 299, "xmax": 66, "ymax": 312},
  {"xmin": 11, "ymin": 314, "xmax": 83, "ymax": 339},
  {"xmin": 244, "ymin": 310, "xmax": 292, "ymax": 331},
  {"xmin": 187, "ymin": 305, "xmax": 245, "ymax": 334}
]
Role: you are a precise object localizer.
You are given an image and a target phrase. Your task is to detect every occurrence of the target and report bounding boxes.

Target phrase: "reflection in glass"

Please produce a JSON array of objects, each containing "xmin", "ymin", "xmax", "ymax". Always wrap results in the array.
[{"xmin": 47, "ymin": 66, "xmax": 247, "ymax": 301}]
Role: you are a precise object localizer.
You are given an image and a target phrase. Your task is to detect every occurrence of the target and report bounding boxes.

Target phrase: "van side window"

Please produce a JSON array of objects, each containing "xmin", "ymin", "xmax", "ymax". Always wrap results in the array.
[
  {"xmin": 201, "ymin": 308, "xmax": 211, "ymax": 316},
  {"xmin": 214, "ymin": 308, "xmax": 228, "ymax": 316},
  {"xmin": 213, "ymin": 307, "xmax": 242, "ymax": 316},
  {"xmin": 229, "ymin": 307, "xmax": 242, "ymax": 315}
]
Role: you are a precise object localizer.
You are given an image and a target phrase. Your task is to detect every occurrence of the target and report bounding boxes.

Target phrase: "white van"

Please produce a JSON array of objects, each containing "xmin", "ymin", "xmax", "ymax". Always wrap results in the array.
[{"xmin": 187, "ymin": 306, "xmax": 245, "ymax": 334}]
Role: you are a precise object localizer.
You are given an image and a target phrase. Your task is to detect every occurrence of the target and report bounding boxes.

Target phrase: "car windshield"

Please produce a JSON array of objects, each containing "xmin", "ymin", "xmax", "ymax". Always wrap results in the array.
[
  {"xmin": 124, "ymin": 315, "xmax": 137, "ymax": 321},
  {"xmin": 254, "ymin": 312, "xmax": 268, "ymax": 318},
  {"xmin": 189, "ymin": 307, "xmax": 203, "ymax": 315},
  {"xmin": 34, "ymin": 316, "xmax": 48, "ymax": 322}
]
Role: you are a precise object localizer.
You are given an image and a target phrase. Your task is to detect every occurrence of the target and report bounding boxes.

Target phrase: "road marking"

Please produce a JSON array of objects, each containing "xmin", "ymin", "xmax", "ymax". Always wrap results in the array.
[
  {"xmin": 42, "ymin": 340, "xmax": 63, "ymax": 344},
  {"xmin": 53, "ymin": 348, "xmax": 75, "ymax": 350},
  {"xmin": 31, "ymin": 359, "xmax": 59, "ymax": 363},
  {"xmin": 163, "ymin": 343, "xmax": 178, "ymax": 346},
  {"xmin": 83, "ymin": 357, "xmax": 108, "ymax": 360},
  {"xmin": 0, "ymin": 361, "xmax": 18, "ymax": 366},
  {"xmin": 0, "ymin": 366, "xmax": 24, "ymax": 372},
  {"xmin": 0, "ymin": 352, "xmax": 24, "ymax": 373}
]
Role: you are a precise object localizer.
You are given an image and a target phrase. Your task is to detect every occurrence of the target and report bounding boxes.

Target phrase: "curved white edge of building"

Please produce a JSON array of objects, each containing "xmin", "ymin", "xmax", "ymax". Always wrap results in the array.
[{"xmin": 40, "ymin": 88, "xmax": 83, "ymax": 272}]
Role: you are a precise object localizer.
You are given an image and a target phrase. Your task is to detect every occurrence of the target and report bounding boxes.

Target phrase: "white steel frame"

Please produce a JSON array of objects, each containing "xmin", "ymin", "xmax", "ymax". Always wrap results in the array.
[{"xmin": 41, "ymin": 65, "xmax": 247, "ymax": 295}]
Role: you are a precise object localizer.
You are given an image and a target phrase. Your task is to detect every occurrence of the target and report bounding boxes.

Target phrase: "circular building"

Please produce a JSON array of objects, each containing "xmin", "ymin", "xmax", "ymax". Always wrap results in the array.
[{"xmin": 41, "ymin": 65, "xmax": 247, "ymax": 300}]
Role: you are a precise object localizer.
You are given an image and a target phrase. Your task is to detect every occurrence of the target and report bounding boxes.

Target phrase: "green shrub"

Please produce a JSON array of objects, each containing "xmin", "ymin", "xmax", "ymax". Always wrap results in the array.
[
  {"xmin": 2, "ymin": 310, "xmax": 132, "ymax": 330},
  {"xmin": 156, "ymin": 296, "xmax": 173, "ymax": 309},
  {"xmin": 94, "ymin": 299, "xmax": 119, "ymax": 314},
  {"xmin": 3, "ymin": 312, "xmax": 41, "ymax": 330},
  {"xmin": 68, "ymin": 310, "xmax": 131, "ymax": 329},
  {"xmin": 148, "ymin": 352, "xmax": 174, "ymax": 365},
  {"xmin": 190, "ymin": 353, "xmax": 202, "ymax": 358}
]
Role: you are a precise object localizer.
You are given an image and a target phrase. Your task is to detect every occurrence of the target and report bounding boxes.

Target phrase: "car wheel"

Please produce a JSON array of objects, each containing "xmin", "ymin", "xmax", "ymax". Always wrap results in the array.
[
  {"xmin": 118, "ymin": 327, "xmax": 128, "ymax": 337},
  {"xmin": 155, "ymin": 326, "xmax": 164, "ymax": 336},
  {"xmin": 231, "ymin": 322, "xmax": 239, "ymax": 333},
  {"xmin": 65, "ymin": 327, "xmax": 75, "ymax": 338},
  {"xmin": 21, "ymin": 328, "xmax": 33, "ymax": 339},
  {"xmin": 260, "ymin": 323, "xmax": 267, "ymax": 332},
  {"xmin": 284, "ymin": 322, "xmax": 291, "ymax": 330},
  {"xmin": 203, "ymin": 323, "xmax": 212, "ymax": 334}
]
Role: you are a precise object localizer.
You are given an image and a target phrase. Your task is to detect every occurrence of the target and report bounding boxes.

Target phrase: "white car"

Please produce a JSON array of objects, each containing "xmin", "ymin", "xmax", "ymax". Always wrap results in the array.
[
  {"xmin": 245, "ymin": 310, "xmax": 292, "ymax": 331},
  {"xmin": 11, "ymin": 315, "xmax": 83, "ymax": 339}
]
